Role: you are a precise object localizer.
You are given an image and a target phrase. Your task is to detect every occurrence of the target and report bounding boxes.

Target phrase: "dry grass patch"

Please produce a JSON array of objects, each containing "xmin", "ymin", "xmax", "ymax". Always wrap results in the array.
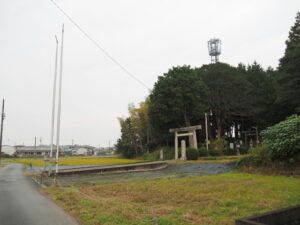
[{"xmin": 46, "ymin": 172, "xmax": 300, "ymax": 225}]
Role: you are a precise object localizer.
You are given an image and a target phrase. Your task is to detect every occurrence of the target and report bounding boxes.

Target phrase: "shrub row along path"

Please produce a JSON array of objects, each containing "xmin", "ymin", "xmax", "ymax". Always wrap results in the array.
[{"xmin": 0, "ymin": 164, "xmax": 78, "ymax": 225}]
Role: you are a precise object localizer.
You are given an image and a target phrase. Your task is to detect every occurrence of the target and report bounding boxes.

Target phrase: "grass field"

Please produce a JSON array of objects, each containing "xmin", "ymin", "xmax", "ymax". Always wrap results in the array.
[
  {"xmin": 168, "ymin": 156, "xmax": 242, "ymax": 165},
  {"xmin": 5, "ymin": 157, "xmax": 143, "ymax": 167},
  {"xmin": 46, "ymin": 172, "xmax": 300, "ymax": 225}
]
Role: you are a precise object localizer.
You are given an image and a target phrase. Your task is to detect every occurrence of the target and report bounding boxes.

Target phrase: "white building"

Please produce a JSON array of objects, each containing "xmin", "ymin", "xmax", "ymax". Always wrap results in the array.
[
  {"xmin": 1, "ymin": 146, "xmax": 17, "ymax": 156},
  {"xmin": 75, "ymin": 148, "xmax": 93, "ymax": 156}
]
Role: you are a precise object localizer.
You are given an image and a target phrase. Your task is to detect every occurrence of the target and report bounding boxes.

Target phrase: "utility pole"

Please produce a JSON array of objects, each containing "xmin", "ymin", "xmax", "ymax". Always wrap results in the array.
[
  {"xmin": 205, "ymin": 113, "xmax": 209, "ymax": 151},
  {"xmin": 55, "ymin": 24, "xmax": 64, "ymax": 173},
  {"xmin": 34, "ymin": 136, "xmax": 37, "ymax": 150},
  {"xmin": 0, "ymin": 99, "xmax": 5, "ymax": 164},
  {"xmin": 50, "ymin": 36, "xmax": 59, "ymax": 158}
]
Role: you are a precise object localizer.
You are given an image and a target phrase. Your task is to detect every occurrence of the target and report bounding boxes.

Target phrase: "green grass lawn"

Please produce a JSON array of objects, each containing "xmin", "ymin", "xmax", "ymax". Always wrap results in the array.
[{"xmin": 46, "ymin": 172, "xmax": 300, "ymax": 225}]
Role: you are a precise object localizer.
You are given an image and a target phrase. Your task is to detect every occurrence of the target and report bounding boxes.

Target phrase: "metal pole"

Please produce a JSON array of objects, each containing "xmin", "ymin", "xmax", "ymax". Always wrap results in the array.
[
  {"xmin": 205, "ymin": 113, "xmax": 208, "ymax": 150},
  {"xmin": 50, "ymin": 36, "xmax": 59, "ymax": 158},
  {"xmin": 0, "ymin": 99, "xmax": 5, "ymax": 164},
  {"xmin": 55, "ymin": 24, "xmax": 64, "ymax": 173}
]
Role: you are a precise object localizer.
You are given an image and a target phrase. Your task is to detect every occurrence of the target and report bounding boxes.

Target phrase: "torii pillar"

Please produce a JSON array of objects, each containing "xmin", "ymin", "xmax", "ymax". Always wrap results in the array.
[{"xmin": 169, "ymin": 125, "xmax": 201, "ymax": 160}]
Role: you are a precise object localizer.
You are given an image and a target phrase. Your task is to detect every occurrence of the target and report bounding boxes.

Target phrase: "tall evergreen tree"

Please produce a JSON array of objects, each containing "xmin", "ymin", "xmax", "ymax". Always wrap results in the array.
[
  {"xmin": 197, "ymin": 63, "xmax": 251, "ymax": 138},
  {"xmin": 244, "ymin": 62, "xmax": 277, "ymax": 129},
  {"xmin": 278, "ymin": 11, "xmax": 300, "ymax": 113},
  {"xmin": 149, "ymin": 66, "xmax": 209, "ymax": 144}
]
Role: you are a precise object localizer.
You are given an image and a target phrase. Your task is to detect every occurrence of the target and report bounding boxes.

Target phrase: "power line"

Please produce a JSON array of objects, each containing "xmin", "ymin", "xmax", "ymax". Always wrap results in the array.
[{"xmin": 49, "ymin": 0, "xmax": 150, "ymax": 90}]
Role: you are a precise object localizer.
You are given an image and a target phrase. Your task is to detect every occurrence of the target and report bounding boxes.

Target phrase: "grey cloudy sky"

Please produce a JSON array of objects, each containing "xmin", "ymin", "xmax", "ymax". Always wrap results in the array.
[{"xmin": 0, "ymin": 0, "xmax": 299, "ymax": 147}]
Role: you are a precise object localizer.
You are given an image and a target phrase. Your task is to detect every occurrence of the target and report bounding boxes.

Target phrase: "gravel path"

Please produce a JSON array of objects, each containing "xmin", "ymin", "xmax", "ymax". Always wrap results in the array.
[{"xmin": 50, "ymin": 163, "xmax": 234, "ymax": 187}]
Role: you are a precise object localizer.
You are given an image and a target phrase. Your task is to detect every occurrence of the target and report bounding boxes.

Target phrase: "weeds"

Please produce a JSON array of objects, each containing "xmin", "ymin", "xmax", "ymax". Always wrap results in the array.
[{"xmin": 46, "ymin": 172, "xmax": 300, "ymax": 225}]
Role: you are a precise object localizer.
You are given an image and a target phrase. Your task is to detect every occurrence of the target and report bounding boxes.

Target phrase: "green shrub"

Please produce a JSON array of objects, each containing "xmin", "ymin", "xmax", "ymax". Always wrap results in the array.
[
  {"xmin": 239, "ymin": 146, "xmax": 249, "ymax": 155},
  {"xmin": 236, "ymin": 155, "xmax": 262, "ymax": 168},
  {"xmin": 162, "ymin": 146, "xmax": 176, "ymax": 160},
  {"xmin": 186, "ymin": 148, "xmax": 198, "ymax": 160},
  {"xmin": 198, "ymin": 148, "xmax": 208, "ymax": 157},
  {"xmin": 143, "ymin": 151, "xmax": 160, "ymax": 161},
  {"xmin": 224, "ymin": 148, "xmax": 236, "ymax": 155},
  {"xmin": 208, "ymin": 149, "xmax": 221, "ymax": 156},
  {"xmin": 261, "ymin": 115, "xmax": 300, "ymax": 161},
  {"xmin": 210, "ymin": 138, "xmax": 227, "ymax": 154},
  {"xmin": 236, "ymin": 147, "xmax": 271, "ymax": 168},
  {"xmin": 250, "ymin": 147, "xmax": 271, "ymax": 164}
]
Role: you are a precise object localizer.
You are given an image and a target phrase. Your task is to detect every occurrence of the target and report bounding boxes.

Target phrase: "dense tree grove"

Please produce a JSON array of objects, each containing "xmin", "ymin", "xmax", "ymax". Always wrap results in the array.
[
  {"xmin": 116, "ymin": 12, "xmax": 300, "ymax": 158},
  {"xmin": 278, "ymin": 12, "xmax": 300, "ymax": 113}
]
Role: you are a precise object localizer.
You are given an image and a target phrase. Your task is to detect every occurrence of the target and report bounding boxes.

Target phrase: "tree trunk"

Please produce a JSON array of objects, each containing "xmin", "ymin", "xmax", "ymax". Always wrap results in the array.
[{"xmin": 216, "ymin": 117, "xmax": 222, "ymax": 139}]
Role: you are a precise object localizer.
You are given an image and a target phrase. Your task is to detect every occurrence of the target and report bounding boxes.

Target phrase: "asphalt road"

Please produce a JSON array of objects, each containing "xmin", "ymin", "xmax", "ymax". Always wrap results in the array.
[{"xmin": 0, "ymin": 164, "xmax": 78, "ymax": 225}]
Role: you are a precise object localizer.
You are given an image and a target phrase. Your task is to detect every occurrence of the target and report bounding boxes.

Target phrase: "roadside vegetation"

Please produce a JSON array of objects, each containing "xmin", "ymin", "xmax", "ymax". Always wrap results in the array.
[
  {"xmin": 46, "ymin": 172, "xmax": 300, "ymax": 225},
  {"xmin": 237, "ymin": 115, "xmax": 300, "ymax": 175}
]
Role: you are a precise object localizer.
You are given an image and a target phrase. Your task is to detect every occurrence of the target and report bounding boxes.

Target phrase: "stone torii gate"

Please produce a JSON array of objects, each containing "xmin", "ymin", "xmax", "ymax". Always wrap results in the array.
[{"xmin": 169, "ymin": 125, "xmax": 202, "ymax": 160}]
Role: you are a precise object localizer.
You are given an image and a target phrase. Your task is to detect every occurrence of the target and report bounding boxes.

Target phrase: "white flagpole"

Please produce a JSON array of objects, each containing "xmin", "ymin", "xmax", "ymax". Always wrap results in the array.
[
  {"xmin": 50, "ymin": 36, "xmax": 59, "ymax": 158},
  {"xmin": 56, "ymin": 24, "xmax": 64, "ymax": 173}
]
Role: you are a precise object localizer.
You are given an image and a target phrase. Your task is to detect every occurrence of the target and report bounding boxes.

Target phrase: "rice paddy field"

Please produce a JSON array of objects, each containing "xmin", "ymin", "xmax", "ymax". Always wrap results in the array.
[
  {"xmin": 4, "ymin": 157, "xmax": 143, "ymax": 167},
  {"xmin": 46, "ymin": 172, "xmax": 300, "ymax": 225}
]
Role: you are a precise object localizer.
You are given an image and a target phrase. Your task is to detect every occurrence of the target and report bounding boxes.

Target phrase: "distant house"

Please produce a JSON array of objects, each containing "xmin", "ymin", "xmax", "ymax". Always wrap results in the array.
[
  {"xmin": 75, "ymin": 148, "xmax": 93, "ymax": 156},
  {"xmin": 1, "ymin": 146, "xmax": 17, "ymax": 156},
  {"xmin": 93, "ymin": 147, "xmax": 116, "ymax": 156},
  {"xmin": 15, "ymin": 145, "xmax": 58, "ymax": 158}
]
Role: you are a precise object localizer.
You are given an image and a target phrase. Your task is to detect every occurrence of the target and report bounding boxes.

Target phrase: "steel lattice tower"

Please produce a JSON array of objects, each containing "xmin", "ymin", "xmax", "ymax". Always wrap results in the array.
[{"xmin": 208, "ymin": 38, "xmax": 221, "ymax": 63}]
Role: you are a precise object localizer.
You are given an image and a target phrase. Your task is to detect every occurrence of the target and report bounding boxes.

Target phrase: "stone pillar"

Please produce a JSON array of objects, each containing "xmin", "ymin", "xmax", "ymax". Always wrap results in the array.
[
  {"xmin": 193, "ymin": 130, "xmax": 198, "ymax": 149},
  {"xmin": 189, "ymin": 134, "xmax": 194, "ymax": 148},
  {"xmin": 181, "ymin": 140, "xmax": 186, "ymax": 160},
  {"xmin": 175, "ymin": 132, "xmax": 178, "ymax": 160},
  {"xmin": 159, "ymin": 149, "xmax": 164, "ymax": 161}
]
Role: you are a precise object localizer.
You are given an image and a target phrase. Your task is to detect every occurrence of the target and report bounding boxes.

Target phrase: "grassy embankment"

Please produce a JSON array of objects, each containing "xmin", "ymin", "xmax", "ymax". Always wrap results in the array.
[
  {"xmin": 46, "ymin": 172, "xmax": 300, "ymax": 225},
  {"xmin": 5, "ymin": 157, "xmax": 143, "ymax": 167}
]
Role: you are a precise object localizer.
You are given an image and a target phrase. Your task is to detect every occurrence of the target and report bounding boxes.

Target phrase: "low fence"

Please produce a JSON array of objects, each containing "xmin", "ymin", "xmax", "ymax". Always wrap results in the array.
[
  {"xmin": 42, "ymin": 161, "xmax": 167, "ymax": 176},
  {"xmin": 236, "ymin": 205, "xmax": 300, "ymax": 225}
]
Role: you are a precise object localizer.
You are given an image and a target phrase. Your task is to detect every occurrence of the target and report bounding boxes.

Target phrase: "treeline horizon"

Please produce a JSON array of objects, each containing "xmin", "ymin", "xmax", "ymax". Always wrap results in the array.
[{"xmin": 116, "ymin": 12, "xmax": 300, "ymax": 158}]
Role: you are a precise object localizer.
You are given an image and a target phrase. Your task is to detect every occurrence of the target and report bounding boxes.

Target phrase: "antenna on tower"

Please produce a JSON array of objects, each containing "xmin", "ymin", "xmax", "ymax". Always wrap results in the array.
[{"xmin": 208, "ymin": 38, "xmax": 221, "ymax": 63}]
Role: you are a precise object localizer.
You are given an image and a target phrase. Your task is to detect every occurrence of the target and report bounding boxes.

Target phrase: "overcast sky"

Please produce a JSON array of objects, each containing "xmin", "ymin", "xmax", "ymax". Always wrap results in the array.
[{"xmin": 0, "ymin": 0, "xmax": 299, "ymax": 147}]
